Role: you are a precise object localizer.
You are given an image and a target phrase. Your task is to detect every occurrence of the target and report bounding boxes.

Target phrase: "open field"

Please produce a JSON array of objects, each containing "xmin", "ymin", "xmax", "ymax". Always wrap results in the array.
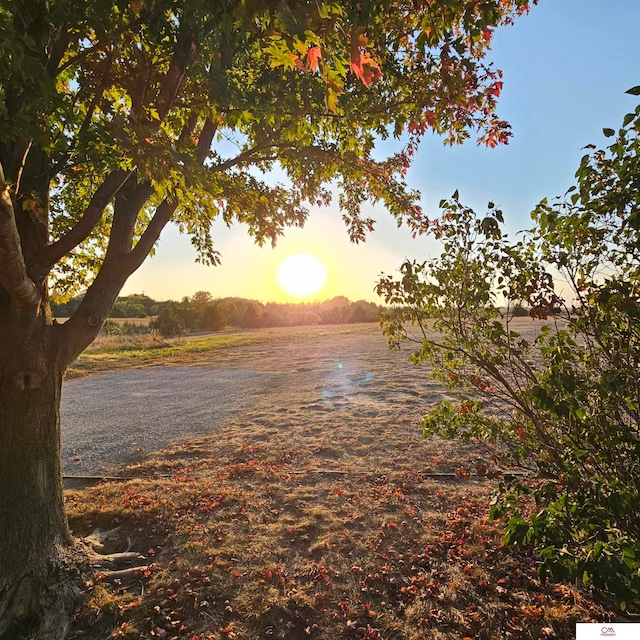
[
  {"xmin": 67, "ymin": 331, "xmax": 273, "ymax": 377},
  {"xmin": 64, "ymin": 321, "xmax": 622, "ymax": 639}
]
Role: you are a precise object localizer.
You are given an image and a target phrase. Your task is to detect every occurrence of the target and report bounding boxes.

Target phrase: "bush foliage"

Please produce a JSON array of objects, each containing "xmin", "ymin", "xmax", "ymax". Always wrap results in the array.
[{"xmin": 378, "ymin": 99, "xmax": 640, "ymax": 609}]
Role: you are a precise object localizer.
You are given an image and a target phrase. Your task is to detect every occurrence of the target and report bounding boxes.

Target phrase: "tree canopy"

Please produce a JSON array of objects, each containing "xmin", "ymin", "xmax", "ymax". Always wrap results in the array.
[{"xmin": 1, "ymin": 0, "xmax": 532, "ymax": 346}]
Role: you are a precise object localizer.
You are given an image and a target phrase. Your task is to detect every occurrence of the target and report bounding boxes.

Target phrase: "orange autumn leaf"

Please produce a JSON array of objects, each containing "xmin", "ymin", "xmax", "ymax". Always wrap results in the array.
[
  {"xmin": 306, "ymin": 45, "xmax": 322, "ymax": 72},
  {"xmin": 350, "ymin": 50, "xmax": 382, "ymax": 87},
  {"xmin": 349, "ymin": 26, "xmax": 381, "ymax": 87}
]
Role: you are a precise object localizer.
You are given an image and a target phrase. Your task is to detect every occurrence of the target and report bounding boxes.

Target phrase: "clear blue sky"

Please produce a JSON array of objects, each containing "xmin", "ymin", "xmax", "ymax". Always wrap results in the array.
[{"xmin": 122, "ymin": 1, "xmax": 640, "ymax": 303}]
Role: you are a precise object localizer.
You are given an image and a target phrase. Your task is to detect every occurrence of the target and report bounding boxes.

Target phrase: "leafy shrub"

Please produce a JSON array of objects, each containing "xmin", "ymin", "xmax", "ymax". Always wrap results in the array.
[
  {"xmin": 511, "ymin": 303, "xmax": 530, "ymax": 317},
  {"xmin": 150, "ymin": 308, "xmax": 184, "ymax": 338},
  {"xmin": 110, "ymin": 302, "xmax": 148, "ymax": 317},
  {"xmin": 377, "ymin": 100, "xmax": 640, "ymax": 610}
]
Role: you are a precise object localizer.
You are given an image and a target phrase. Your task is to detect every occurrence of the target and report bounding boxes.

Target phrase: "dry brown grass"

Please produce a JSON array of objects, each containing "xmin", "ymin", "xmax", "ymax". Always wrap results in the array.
[{"xmin": 64, "ymin": 323, "xmax": 621, "ymax": 639}]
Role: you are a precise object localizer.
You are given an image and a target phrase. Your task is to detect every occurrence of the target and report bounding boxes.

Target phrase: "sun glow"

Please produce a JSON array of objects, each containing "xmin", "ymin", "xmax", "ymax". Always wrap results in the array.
[{"xmin": 277, "ymin": 253, "xmax": 327, "ymax": 299}]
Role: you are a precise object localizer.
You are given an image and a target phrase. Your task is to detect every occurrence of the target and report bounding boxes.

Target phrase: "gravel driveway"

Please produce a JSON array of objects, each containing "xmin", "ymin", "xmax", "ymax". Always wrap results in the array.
[
  {"xmin": 61, "ymin": 365, "xmax": 277, "ymax": 475},
  {"xmin": 60, "ymin": 319, "xmax": 543, "ymax": 478}
]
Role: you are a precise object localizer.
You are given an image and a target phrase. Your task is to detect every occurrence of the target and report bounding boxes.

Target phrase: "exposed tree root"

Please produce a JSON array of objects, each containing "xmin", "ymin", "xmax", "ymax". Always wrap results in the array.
[
  {"xmin": 95, "ymin": 566, "xmax": 150, "ymax": 583},
  {"xmin": 0, "ymin": 530, "xmax": 151, "ymax": 639},
  {"xmin": 83, "ymin": 526, "xmax": 125, "ymax": 554},
  {"xmin": 93, "ymin": 551, "xmax": 146, "ymax": 569},
  {"xmin": 83, "ymin": 528, "xmax": 149, "ymax": 587}
]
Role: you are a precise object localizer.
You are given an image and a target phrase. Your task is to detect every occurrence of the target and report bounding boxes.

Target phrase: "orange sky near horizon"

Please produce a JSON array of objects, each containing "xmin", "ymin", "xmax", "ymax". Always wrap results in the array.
[{"xmin": 122, "ymin": 202, "xmax": 438, "ymax": 304}]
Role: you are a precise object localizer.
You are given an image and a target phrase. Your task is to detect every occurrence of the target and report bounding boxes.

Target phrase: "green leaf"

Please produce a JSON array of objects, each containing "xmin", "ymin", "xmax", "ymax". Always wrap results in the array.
[
  {"xmin": 625, "ymin": 85, "xmax": 640, "ymax": 96},
  {"xmin": 602, "ymin": 127, "xmax": 615, "ymax": 137}
]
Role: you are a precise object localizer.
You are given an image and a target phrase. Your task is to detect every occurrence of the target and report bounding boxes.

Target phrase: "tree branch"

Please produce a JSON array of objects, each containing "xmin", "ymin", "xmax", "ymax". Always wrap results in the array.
[
  {"xmin": 105, "ymin": 178, "xmax": 154, "ymax": 257},
  {"xmin": 210, "ymin": 135, "xmax": 293, "ymax": 173},
  {"xmin": 113, "ymin": 118, "xmax": 218, "ymax": 270},
  {"xmin": 0, "ymin": 162, "xmax": 41, "ymax": 308},
  {"xmin": 56, "ymin": 16, "xmax": 147, "ymax": 75},
  {"xmin": 156, "ymin": 33, "xmax": 194, "ymax": 121},
  {"xmin": 212, "ymin": 140, "xmax": 340, "ymax": 174},
  {"xmin": 59, "ymin": 195, "xmax": 177, "ymax": 366},
  {"xmin": 45, "ymin": 28, "xmax": 71, "ymax": 77},
  {"xmin": 43, "ymin": 170, "xmax": 132, "ymax": 269},
  {"xmin": 196, "ymin": 119, "xmax": 218, "ymax": 165},
  {"xmin": 126, "ymin": 198, "xmax": 178, "ymax": 271}
]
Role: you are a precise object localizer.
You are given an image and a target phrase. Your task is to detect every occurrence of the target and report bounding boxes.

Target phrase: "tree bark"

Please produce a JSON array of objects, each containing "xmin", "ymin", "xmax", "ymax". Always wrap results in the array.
[{"xmin": 0, "ymin": 308, "xmax": 78, "ymax": 639}]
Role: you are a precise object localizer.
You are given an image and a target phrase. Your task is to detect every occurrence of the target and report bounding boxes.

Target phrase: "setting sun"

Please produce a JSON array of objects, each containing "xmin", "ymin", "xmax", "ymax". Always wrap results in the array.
[{"xmin": 277, "ymin": 253, "xmax": 327, "ymax": 299}]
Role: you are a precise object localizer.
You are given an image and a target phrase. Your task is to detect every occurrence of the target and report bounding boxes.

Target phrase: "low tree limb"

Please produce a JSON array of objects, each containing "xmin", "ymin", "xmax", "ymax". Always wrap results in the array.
[
  {"xmin": 0, "ymin": 162, "xmax": 41, "ymax": 308},
  {"xmin": 43, "ymin": 170, "xmax": 132, "ymax": 270}
]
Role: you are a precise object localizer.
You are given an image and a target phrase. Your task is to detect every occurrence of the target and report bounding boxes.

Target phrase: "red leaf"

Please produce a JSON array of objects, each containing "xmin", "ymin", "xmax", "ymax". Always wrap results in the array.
[
  {"xmin": 489, "ymin": 81, "xmax": 503, "ymax": 97},
  {"xmin": 350, "ymin": 56, "xmax": 364, "ymax": 81},
  {"xmin": 306, "ymin": 46, "xmax": 322, "ymax": 72},
  {"xmin": 350, "ymin": 51, "xmax": 382, "ymax": 87}
]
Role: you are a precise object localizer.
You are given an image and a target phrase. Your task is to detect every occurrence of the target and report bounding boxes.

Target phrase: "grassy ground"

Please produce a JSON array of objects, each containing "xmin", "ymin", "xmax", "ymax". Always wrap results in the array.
[
  {"xmin": 67, "ymin": 331, "xmax": 275, "ymax": 377},
  {"xmin": 63, "ymin": 324, "xmax": 623, "ymax": 640}
]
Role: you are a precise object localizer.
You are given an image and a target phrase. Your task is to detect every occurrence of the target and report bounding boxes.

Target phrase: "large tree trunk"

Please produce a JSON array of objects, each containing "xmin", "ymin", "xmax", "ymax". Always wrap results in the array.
[{"xmin": 0, "ymin": 307, "xmax": 79, "ymax": 639}]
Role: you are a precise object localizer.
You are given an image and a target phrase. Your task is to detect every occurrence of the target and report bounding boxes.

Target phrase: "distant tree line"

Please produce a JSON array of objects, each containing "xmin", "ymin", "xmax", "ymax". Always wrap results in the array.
[
  {"xmin": 52, "ymin": 292, "xmax": 385, "ymax": 337},
  {"xmin": 52, "ymin": 293, "xmax": 158, "ymax": 318}
]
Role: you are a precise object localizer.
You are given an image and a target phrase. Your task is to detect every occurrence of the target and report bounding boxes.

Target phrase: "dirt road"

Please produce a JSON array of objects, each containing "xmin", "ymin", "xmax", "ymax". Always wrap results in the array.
[{"xmin": 60, "ymin": 324, "xmax": 428, "ymax": 475}]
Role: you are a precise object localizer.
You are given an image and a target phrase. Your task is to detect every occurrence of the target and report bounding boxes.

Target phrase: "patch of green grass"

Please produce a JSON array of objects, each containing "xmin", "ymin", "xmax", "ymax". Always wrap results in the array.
[
  {"xmin": 68, "ymin": 332, "xmax": 272, "ymax": 377},
  {"xmin": 87, "ymin": 332, "xmax": 261, "ymax": 356}
]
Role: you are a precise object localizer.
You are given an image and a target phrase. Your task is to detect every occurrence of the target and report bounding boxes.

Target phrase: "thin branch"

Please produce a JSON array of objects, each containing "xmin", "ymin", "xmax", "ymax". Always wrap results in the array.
[
  {"xmin": 12, "ymin": 140, "xmax": 32, "ymax": 196},
  {"xmin": 119, "ymin": 118, "xmax": 220, "ymax": 278},
  {"xmin": 156, "ymin": 33, "xmax": 194, "ymax": 121},
  {"xmin": 209, "ymin": 137, "xmax": 331, "ymax": 174},
  {"xmin": 126, "ymin": 198, "xmax": 178, "ymax": 271},
  {"xmin": 77, "ymin": 53, "xmax": 114, "ymax": 142},
  {"xmin": 43, "ymin": 170, "xmax": 132, "ymax": 268},
  {"xmin": 45, "ymin": 28, "xmax": 71, "ymax": 76},
  {"xmin": 210, "ymin": 145, "xmax": 275, "ymax": 172},
  {"xmin": 196, "ymin": 119, "xmax": 218, "ymax": 165},
  {"xmin": 56, "ymin": 16, "xmax": 147, "ymax": 75},
  {"xmin": 178, "ymin": 112, "xmax": 200, "ymax": 146},
  {"xmin": 0, "ymin": 162, "xmax": 41, "ymax": 307}
]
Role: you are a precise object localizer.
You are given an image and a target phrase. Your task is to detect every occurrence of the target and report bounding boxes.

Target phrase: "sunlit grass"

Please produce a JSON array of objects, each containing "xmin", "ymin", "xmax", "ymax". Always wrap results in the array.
[
  {"xmin": 65, "ymin": 427, "xmax": 616, "ymax": 640},
  {"xmin": 68, "ymin": 332, "xmax": 274, "ymax": 377}
]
